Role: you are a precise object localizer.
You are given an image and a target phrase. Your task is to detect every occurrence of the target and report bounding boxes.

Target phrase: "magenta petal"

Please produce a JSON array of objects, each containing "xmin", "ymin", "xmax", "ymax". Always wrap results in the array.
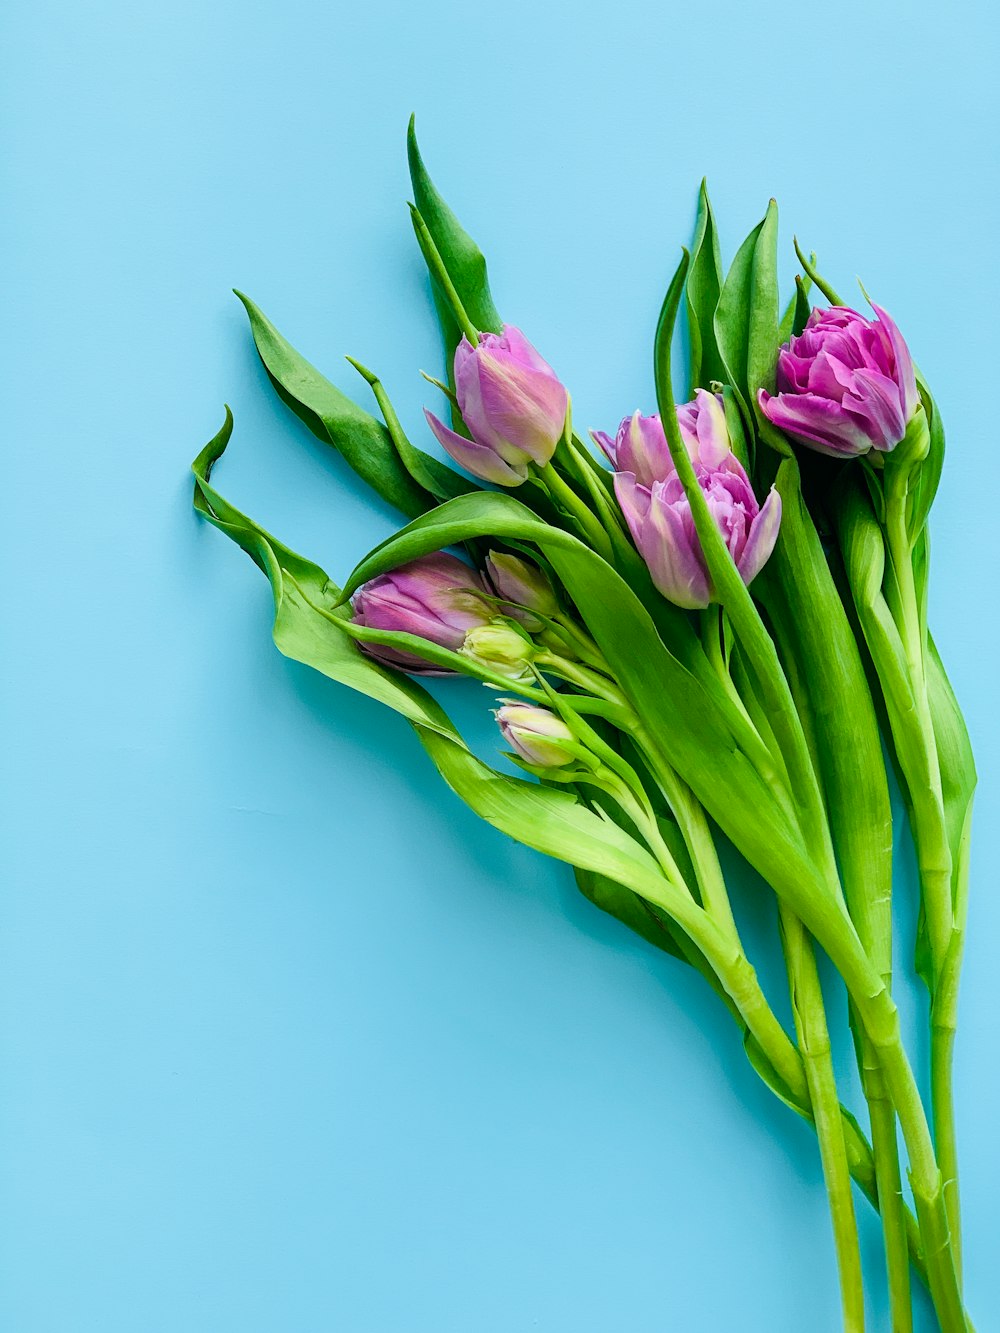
[
  {"xmin": 642, "ymin": 490, "xmax": 712, "ymax": 609},
  {"xmin": 612, "ymin": 471, "xmax": 650, "ymax": 547},
  {"xmin": 424, "ymin": 409, "xmax": 528, "ymax": 486},
  {"xmin": 758, "ymin": 389, "xmax": 874, "ymax": 457},
  {"xmin": 844, "ymin": 369, "xmax": 908, "ymax": 450},
  {"xmin": 590, "ymin": 429, "xmax": 617, "ymax": 466},
  {"xmin": 690, "ymin": 390, "xmax": 730, "ymax": 468},
  {"xmin": 737, "ymin": 487, "xmax": 782, "ymax": 586},
  {"xmin": 496, "ymin": 324, "xmax": 557, "ymax": 375},
  {"xmin": 870, "ymin": 302, "xmax": 918, "ymax": 421}
]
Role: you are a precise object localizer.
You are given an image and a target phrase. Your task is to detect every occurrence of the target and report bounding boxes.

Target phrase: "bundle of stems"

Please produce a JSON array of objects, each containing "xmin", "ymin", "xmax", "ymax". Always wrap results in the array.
[{"xmin": 189, "ymin": 121, "xmax": 977, "ymax": 1329}]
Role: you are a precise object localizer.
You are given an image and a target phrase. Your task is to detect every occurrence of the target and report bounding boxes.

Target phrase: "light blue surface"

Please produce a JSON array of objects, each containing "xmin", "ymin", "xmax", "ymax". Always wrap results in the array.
[{"xmin": 2, "ymin": 0, "xmax": 998, "ymax": 1328}]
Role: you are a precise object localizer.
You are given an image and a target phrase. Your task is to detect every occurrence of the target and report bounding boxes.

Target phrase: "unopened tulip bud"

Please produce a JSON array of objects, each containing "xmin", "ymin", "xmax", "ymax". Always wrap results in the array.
[
  {"xmin": 462, "ymin": 620, "xmax": 535, "ymax": 680},
  {"xmin": 495, "ymin": 702, "xmax": 574, "ymax": 768},
  {"xmin": 758, "ymin": 304, "xmax": 918, "ymax": 458},
  {"xmin": 351, "ymin": 553, "xmax": 490, "ymax": 673},
  {"xmin": 425, "ymin": 325, "xmax": 569, "ymax": 486},
  {"xmin": 486, "ymin": 551, "xmax": 558, "ymax": 628}
]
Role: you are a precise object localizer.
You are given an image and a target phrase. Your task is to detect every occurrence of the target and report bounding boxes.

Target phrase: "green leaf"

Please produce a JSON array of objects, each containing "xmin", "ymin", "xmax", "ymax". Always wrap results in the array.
[
  {"xmin": 686, "ymin": 181, "xmax": 725, "ymax": 392},
  {"xmin": 907, "ymin": 374, "xmax": 945, "ymax": 545},
  {"xmin": 657, "ymin": 254, "xmax": 835, "ymax": 905},
  {"xmin": 831, "ymin": 471, "xmax": 948, "ymax": 988},
  {"xmin": 926, "ymin": 636, "xmax": 977, "ymax": 921},
  {"xmin": 746, "ymin": 200, "xmax": 793, "ymax": 457},
  {"xmin": 235, "ymin": 292, "xmax": 432, "ymax": 518},
  {"xmin": 574, "ymin": 866, "xmax": 688, "ymax": 959},
  {"xmin": 336, "ymin": 489, "xmax": 859, "ymax": 950},
  {"xmin": 778, "ymin": 273, "xmax": 813, "ymax": 344},
  {"xmin": 713, "ymin": 217, "xmax": 763, "ymax": 418},
  {"xmin": 792, "ymin": 241, "xmax": 846, "ymax": 307},
  {"xmin": 407, "ymin": 115, "xmax": 502, "ymax": 381},
  {"xmin": 192, "ymin": 409, "xmax": 455, "ymax": 734},
  {"xmin": 420, "ymin": 729, "xmax": 688, "ymax": 912},
  {"xmin": 192, "ymin": 411, "xmax": 716, "ymax": 939},
  {"xmin": 757, "ymin": 455, "xmax": 895, "ymax": 981},
  {"xmin": 345, "ymin": 356, "xmax": 474, "ymax": 504}
]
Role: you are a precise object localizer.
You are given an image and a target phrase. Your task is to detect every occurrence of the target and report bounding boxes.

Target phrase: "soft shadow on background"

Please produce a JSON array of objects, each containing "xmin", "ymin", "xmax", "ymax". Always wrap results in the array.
[{"xmin": 2, "ymin": 0, "xmax": 997, "ymax": 1328}]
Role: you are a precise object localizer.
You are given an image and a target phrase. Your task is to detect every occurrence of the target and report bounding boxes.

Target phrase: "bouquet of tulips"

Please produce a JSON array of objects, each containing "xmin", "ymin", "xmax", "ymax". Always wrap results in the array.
[{"xmin": 192, "ymin": 120, "xmax": 977, "ymax": 1331}]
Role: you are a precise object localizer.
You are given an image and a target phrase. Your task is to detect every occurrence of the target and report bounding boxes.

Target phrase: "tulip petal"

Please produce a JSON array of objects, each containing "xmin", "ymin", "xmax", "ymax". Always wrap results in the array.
[
  {"xmin": 758, "ymin": 389, "xmax": 874, "ymax": 457},
  {"xmin": 590, "ymin": 429, "xmax": 617, "ymax": 467},
  {"xmin": 870, "ymin": 302, "xmax": 918, "ymax": 422},
  {"xmin": 691, "ymin": 389, "xmax": 730, "ymax": 468},
  {"xmin": 844, "ymin": 369, "xmax": 908, "ymax": 451},
  {"xmin": 612, "ymin": 471, "xmax": 651, "ymax": 548},
  {"xmin": 424, "ymin": 409, "xmax": 528, "ymax": 486},
  {"xmin": 497, "ymin": 324, "xmax": 557, "ymax": 375},
  {"xmin": 737, "ymin": 487, "xmax": 782, "ymax": 586},
  {"xmin": 642, "ymin": 487, "xmax": 712, "ymax": 609}
]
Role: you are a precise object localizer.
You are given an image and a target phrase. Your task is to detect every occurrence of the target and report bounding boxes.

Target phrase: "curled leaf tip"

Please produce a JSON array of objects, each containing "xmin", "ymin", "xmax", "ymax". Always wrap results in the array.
[
  {"xmin": 345, "ymin": 355, "xmax": 377, "ymax": 385},
  {"xmin": 191, "ymin": 406, "xmax": 235, "ymax": 484}
]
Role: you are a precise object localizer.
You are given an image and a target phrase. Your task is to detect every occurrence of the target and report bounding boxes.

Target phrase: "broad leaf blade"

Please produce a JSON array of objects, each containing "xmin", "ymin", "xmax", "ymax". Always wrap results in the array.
[
  {"xmin": 407, "ymin": 115, "xmax": 502, "ymax": 380},
  {"xmin": 236, "ymin": 292, "xmax": 432, "ymax": 518},
  {"xmin": 192, "ymin": 409, "xmax": 454, "ymax": 736},
  {"xmin": 686, "ymin": 181, "xmax": 725, "ymax": 392}
]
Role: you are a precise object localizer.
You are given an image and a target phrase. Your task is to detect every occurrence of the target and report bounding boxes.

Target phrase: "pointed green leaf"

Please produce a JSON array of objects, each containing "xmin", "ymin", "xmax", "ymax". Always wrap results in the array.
[
  {"xmin": 407, "ymin": 116, "xmax": 502, "ymax": 375},
  {"xmin": 686, "ymin": 181, "xmax": 725, "ymax": 392},
  {"xmin": 757, "ymin": 455, "xmax": 894, "ymax": 981},
  {"xmin": 746, "ymin": 200, "xmax": 793, "ymax": 457},
  {"xmin": 907, "ymin": 374, "xmax": 945, "ymax": 545},
  {"xmin": 235, "ymin": 292, "xmax": 432, "ymax": 518},
  {"xmin": 192, "ymin": 409, "xmax": 454, "ymax": 735},
  {"xmin": 713, "ymin": 218, "xmax": 763, "ymax": 417},
  {"xmin": 346, "ymin": 356, "xmax": 474, "ymax": 504},
  {"xmin": 335, "ymin": 489, "xmax": 864, "ymax": 953}
]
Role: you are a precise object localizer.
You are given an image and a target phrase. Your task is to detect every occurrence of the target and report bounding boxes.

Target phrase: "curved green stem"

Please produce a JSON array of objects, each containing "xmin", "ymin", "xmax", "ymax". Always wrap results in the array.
[
  {"xmin": 535, "ymin": 462, "xmax": 614, "ymax": 562},
  {"xmin": 780, "ymin": 906, "xmax": 866, "ymax": 1331}
]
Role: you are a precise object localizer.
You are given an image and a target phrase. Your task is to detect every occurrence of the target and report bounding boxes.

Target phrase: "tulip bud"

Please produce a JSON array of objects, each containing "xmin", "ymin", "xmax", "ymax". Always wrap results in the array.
[
  {"xmin": 351, "ymin": 553, "xmax": 490, "ymax": 673},
  {"xmin": 758, "ymin": 304, "xmax": 918, "ymax": 458},
  {"xmin": 495, "ymin": 702, "xmax": 575, "ymax": 768},
  {"xmin": 425, "ymin": 325, "xmax": 569, "ymax": 486},
  {"xmin": 609, "ymin": 390, "xmax": 781, "ymax": 609},
  {"xmin": 485, "ymin": 551, "xmax": 559, "ymax": 629},
  {"xmin": 461, "ymin": 620, "xmax": 536, "ymax": 680}
]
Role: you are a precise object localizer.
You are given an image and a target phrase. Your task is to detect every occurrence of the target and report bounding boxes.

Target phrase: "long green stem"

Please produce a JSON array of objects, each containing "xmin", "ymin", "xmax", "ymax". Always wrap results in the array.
[
  {"xmin": 931, "ymin": 926, "xmax": 966, "ymax": 1283},
  {"xmin": 857, "ymin": 988, "xmax": 968, "ymax": 1331},
  {"xmin": 780, "ymin": 906, "xmax": 866, "ymax": 1332},
  {"xmin": 855, "ymin": 1020, "xmax": 912, "ymax": 1331},
  {"xmin": 885, "ymin": 484, "xmax": 953, "ymax": 976},
  {"xmin": 885, "ymin": 478, "xmax": 965, "ymax": 1278},
  {"xmin": 536, "ymin": 462, "xmax": 614, "ymax": 563}
]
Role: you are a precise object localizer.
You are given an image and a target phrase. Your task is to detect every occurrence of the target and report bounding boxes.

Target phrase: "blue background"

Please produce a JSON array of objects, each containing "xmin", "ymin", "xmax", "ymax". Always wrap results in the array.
[{"xmin": 2, "ymin": 0, "xmax": 997, "ymax": 1328}]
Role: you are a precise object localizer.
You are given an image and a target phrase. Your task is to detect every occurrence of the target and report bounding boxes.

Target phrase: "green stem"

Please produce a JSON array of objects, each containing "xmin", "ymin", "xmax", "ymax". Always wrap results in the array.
[
  {"xmin": 535, "ymin": 462, "xmax": 614, "ymax": 563},
  {"xmin": 931, "ymin": 925, "xmax": 965, "ymax": 1283},
  {"xmin": 885, "ymin": 478, "xmax": 953, "ymax": 975},
  {"xmin": 780, "ymin": 906, "xmax": 866, "ymax": 1332},
  {"xmin": 859, "ymin": 988, "xmax": 968, "ymax": 1331},
  {"xmin": 886, "ymin": 476, "xmax": 965, "ymax": 1276},
  {"xmin": 857, "ymin": 1024, "xmax": 913, "ymax": 1331},
  {"xmin": 625, "ymin": 734, "xmax": 928, "ymax": 1300}
]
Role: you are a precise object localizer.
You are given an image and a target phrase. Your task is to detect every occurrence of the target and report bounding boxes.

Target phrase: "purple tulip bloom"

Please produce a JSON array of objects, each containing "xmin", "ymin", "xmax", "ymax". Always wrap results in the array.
[
  {"xmin": 425, "ymin": 325, "xmax": 569, "ymax": 486},
  {"xmin": 758, "ymin": 304, "xmax": 918, "ymax": 457},
  {"xmin": 602, "ymin": 390, "xmax": 781, "ymax": 609},
  {"xmin": 351, "ymin": 553, "xmax": 490, "ymax": 673},
  {"xmin": 495, "ymin": 701, "xmax": 574, "ymax": 768}
]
